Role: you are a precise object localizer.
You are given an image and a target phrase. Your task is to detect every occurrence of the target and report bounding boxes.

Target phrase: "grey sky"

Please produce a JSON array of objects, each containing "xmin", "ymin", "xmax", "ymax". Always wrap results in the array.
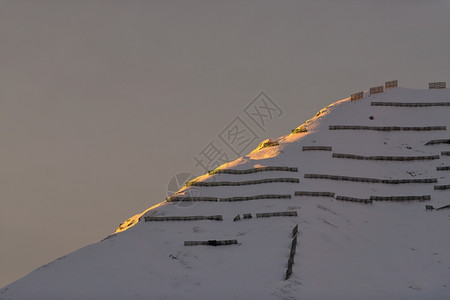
[{"xmin": 1, "ymin": 0, "xmax": 449, "ymax": 287}]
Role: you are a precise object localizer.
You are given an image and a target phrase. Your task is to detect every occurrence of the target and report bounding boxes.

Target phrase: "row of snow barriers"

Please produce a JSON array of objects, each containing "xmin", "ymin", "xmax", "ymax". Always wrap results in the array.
[
  {"xmin": 295, "ymin": 191, "xmax": 335, "ymax": 197},
  {"xmin": 143, "ymin": 215, "xmax": 223, "ymax": 222},
  {"xmin": 332, "ymin": 153, "xmax": 440, "ymax": 161},
  {"xmin": 285, "ymin": 225, "xmax": 298, "ymax": 280},
  {"xmin": 186, "ymin": 178, "xmax": 299, "ymax": 187},
  {"xmin": 350, "ymin": 80, "xmax": 447, "ymax": 102},
  {"xmin": 434, "ymin": 185, "xmax": 450, "ymax": 190},
  {"xmin": 304, "ymin": 174, "xmax": 437, "ymax": 184},
  {"xmin": 256, "ymin": 211, "xmax": 298, "ymax": 218},
  {"xmin": 208, "ymin": 166, "xmax": 298, "ymax": 175},
  {"xmin": 329, "ymin": 125, "xmax": 446, "ymax": 131},
  {"xmin": 351, "ymin": 80, "xmax": 397, "ymax": 101},
  {"xmin": 166, "ymin": 194, "xmax": 292, "ymax": 203},
  {"xmin": 144, "ymin": 211, "xmax": 298, "ymax": 223},
  {"xmin": 295, "ymin": 191, "xmax": 431, "ymax": 204},
  {"xmin": 434, "ymin": 144, "xmax": 450, "ymax": 191},
  {"xmin": 426, "ymin": 204, "xmax": 450, "ymax": 211},
  {"xmin": 425, "ymin": 139, "xmax": 450, "ymax": 145},
  {"xmin": 180, "ymin": 215, "xmax": 298, "ymax": 273},
  {"xmin": 437, "ymin": 166, "xmax": 450, "ymax": 171},
  {"xmin": 184, "ymin": 240, "xmax": 238, "ymax": 246},
  {"xmin": 234, "ymin": 211, "xmax": 298, "ymax": 221},
  {"xmin": 221, "ymin": 194, "xmax": 291, "ymax": 202},
  {"xmin": 372, "ymin": 102, "xmax": 450, "ymax": 107},
  {"xmin": 429, "ymin": 82, "xmax": 446, "ymax": 89},
  {"xmin": 182, "ymin": 212, "xmax": 298, "ymax": 249},
  {"xmin": 302, "ymin": 146, "xmax": 332, "ymax": 151}
]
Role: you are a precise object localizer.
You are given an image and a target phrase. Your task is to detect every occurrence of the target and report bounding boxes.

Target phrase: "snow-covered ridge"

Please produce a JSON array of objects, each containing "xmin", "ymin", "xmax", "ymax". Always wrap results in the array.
[{"xmin": 2, "ymin": 86, "xmax": 449, "ymax": 300}]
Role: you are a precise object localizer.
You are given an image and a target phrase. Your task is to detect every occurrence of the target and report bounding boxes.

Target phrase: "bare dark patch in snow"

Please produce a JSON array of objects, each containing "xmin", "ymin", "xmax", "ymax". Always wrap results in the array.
[
  {"xmin": 319, "ymin": 218, "xmax": 338, "ymax": 228},
  {"xmin": 317, "ymin": 205, "xmax": 339, "ymax": 216}
]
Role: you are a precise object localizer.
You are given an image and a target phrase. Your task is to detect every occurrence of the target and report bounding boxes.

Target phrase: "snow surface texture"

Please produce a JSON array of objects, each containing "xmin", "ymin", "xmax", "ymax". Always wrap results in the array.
[{"xmin": 2, "ymin": 87, "xmax": 449, "ymax": 300}]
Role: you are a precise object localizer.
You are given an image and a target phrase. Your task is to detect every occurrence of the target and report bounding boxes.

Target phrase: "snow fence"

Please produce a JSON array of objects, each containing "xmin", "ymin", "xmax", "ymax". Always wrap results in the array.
[
  {"xmin": 166, "ymin": 196, "xmax": 218, "ymax": 202},
  {"xmin": 167, "ymin": 194, "xmax": 293, "ymax": 203},
  {"xmin": 144, "ymin": 215, "xmax": 223, "ymax": 222},
  {"xmin": 184, "ymin": 240, "xmax": 238, "ymax": 246},
  {"xmin": 429, "ymin": 82, "xmax": 446, "ymax": 89},
  {"xmin": 332, "ymin": 153, "xmax": 439, "ymax": 161},
  {"xmin": 370, "ymin": 195, "xmax": 430, "ymax": 201},
  {"xmin": 302, "ymin": 146, "xmax": 332, "ymax": 151},
  {"xmin": 220, "ymin": 194, "xmax": 291, "ymax": 202},
  {"xmin": 304, "ymin": 174, "xmax": 437, "ymax": 184},
  {"xmin": 187, "ymin": 178, "xmax": 299, "ymax": 187},
  {"xmin": 425, "ymin": 139, "xmax": 450, "ymax": 145},
  {"xmin": 437, "ymin": 166, "xmax": 450, "ymax": 171},
  {"xmin": 329, "ymin": 125, "xmax": 446, "ymax": 131},
  {"xmin": 256, "ymin": 211, "xmax": 297, "ymax": 218},
  {"xmin": 208, "ymin": 166, "xmax": 298, "ymax": 175},
  {"xmin": 372, "ymin": 102, "xmax": 450, "ymax": 107},
  {"xmin": 434, "ymin": 185, "xmax": 450, "ymax": 190},
  {"xmin": 285, "ymin": 225, "xmax": 298, "ymax": 280},
  {"xmin": 295, "ymin": 191, "xmax": 335, "ymax": 197},
  {"xmin": 335, "ymin": 196, "xmax": 372, "ymax": 204}
]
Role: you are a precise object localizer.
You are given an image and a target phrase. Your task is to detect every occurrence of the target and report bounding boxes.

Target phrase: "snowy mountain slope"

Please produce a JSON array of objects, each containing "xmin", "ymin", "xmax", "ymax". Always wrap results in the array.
[{"xmin": 1, "ymin": 86, "xmax": 449, "ymax": 300}]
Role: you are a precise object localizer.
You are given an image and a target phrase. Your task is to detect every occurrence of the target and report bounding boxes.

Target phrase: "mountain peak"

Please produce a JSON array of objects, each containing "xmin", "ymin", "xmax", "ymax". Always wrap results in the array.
[{"xmin": 3, "ymin": 85, "xmax": 450, "ymax": 299}]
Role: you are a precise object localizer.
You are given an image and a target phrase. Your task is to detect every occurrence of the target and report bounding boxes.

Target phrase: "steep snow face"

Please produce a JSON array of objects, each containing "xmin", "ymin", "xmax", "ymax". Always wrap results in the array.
[{"xmin": 2, "ymin": 87, "xmax": 450, "ymax": 300}]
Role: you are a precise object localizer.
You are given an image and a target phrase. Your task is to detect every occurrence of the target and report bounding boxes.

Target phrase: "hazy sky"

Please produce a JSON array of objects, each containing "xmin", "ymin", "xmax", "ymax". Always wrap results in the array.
[{"xmin": 1, "ymin": 0, "xmax": 449, "ymax": 287}]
